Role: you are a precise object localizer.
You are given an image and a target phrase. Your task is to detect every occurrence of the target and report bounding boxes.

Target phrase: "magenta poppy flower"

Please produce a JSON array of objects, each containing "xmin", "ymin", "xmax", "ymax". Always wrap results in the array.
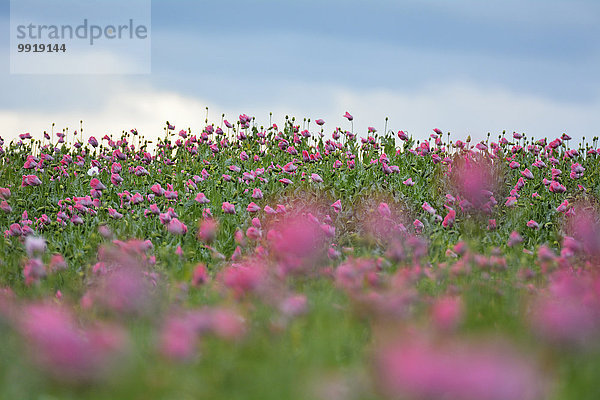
[
  {"xmin": 252, "ymin": 188, "xmax": 263, "ymax": 199},
  {"xmin": 108, "ymin": 208, "xmax": 123, "ymax": 219},
  {"xmin": 315, "ymin": 119, "xmax": 325, "ymax": 126},
  {"xmin": 331, "ymin": 200, "xmax": 342, "ymax": 213},
  {"xmin": 507, "ymin": 231, "xmax": 523, "ymax": 247},
  {"xmin": 279, "ymin": 178, "xmax": 292, "ymax": 185},
  {"xmin": 159, "ymin": 212, "xmax": 172, "ymax": 225},
  {"xmin": 422, "ymin": 202, "xmax": 436, "ymax": 215},
  {"xmin": 0, "ymin": 200, "xmax": 11, "ymax": 213},
  {"xmin": 264, "ymin": 205, "xmax": 277, "ymax": 215},
  {"xmin": 247, "ymin": 202, "xmax": 260, "ymax": 213},
  {"xmin": 548, "ymin": 181, "xmax": 566, "ymax": 193},
  {"xmin": 7, "ymin": 223, "xmax": 22, "ymax": 236},
  {"xmin": 148, "ymin": 204, "xmax": 160, "ymax": 215},
  {"xmin": 532, "ymin": 160, "xmax": 547, "ymax": 168},
  {"xmin": 403, "ymin": 178, "xmax": 414, "ymax": 186},
  {"xmin": 110, "ymin": 174, "xmax": 123, "ymax": 186},
  {"xmin": 397, "ymin": 130, "xmax": 409, "ymax": 140},
  {"xmin": 413, "ymin": 219, "xmax": 424, "ymax": 233},
  {"xmin": 22, "ymin": 175, "xmax": 42, "ymax": 187},
  {"xmin": 191, "ymin": 263, "xmax": 209, "ymax": 286},
  {"xmin": 310, "ymin": 173, "xmax": 323, "ymax": 183},
  {"xmin": 548, "ymin": 138, "xmax": 562, "ymax": 148},
  {"xmin": 509, "ymin": 161, "xmax": 520, "ymax": 169},
  {"xmin": 521, "ymin": 168, "xmax": 534, "ymax": 179},
  {"xmin": 570, "ymin": 163, "xmax": 585, "ymax": 179},
  {"xmin": 343, "ymin": 111, "xmax": 353, "ymax": 121},
  {"xmin": 556, "ymin": 200, "xmax": 569, "ymax": 213},
  {"xmin": 246, "ymin": 226, "xmax": 261, "ymax": 241},
  {"xmin": 527, "ymin": 220, "xmax": 539, "ymax": 229},
  {"xmin": 0, "ymin": 188, "xmax": 11, "ymax": 200},
  {"xmin": 442, "ymin": 209, "xmax": 456, "ymax": 228},
  {"xmin": 222, "ymin": 202, "xmax": 236, "ymax": 214},
  {"xmin": 195, "ymin": 192, "xmax": 210, "ymax": 204},
  {"xmin": 167, "ymin": 218, "xmax": 187, "ymax": 235},
  {"xmin": 282, "ymin": 162, "xmax": 297, "ymax": 173},
  {"xmin": 197, "ymin": 218, "xmax": 218, "ymax": 243},
  {"xmin": 90, "ymin": 178, "xmax": 106, "ymax": 191},
  {"xmin": 150, "ymin": 183, "xmax": 165, "ymax": 196},
  {"xmin": 165, "ymin": 190, "xmax": 178, "ymax": 200},
  {"xmin": 505, "ymin": 196, "xmax": 517, "ymax": 207}
]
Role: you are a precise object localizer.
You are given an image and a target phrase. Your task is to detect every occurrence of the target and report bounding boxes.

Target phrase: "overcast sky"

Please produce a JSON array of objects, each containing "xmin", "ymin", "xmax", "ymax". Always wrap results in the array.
[{"xmin": 1, "ymin": 0, "xmax": 599, "ymax": 144}]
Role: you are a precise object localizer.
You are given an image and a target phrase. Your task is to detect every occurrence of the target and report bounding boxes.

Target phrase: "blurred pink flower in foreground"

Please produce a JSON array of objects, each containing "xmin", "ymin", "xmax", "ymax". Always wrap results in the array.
[
  {"xmin": 376, "ymin": 336, "xmax": 546, "ymax": 400},
  {"xmin": 531, "ymin": 271, "xmax": 600, "ymax": 347},
  {"xmin": 19, "ymin": 303, "xmax": 128, "ymax": 382},
  {"xmin": 431, "ymin": 296, "xmax": 463, "ymax": 332},
  {"xmin": 167, "ymin": 218, "xmax": 188, "ymax": 235}
]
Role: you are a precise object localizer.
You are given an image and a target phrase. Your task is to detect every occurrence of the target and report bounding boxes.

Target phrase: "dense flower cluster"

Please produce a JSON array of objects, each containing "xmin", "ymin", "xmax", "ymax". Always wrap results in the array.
[{"xmin": 0, "ymin": 115, "xmax": 599, "ymax": 399}]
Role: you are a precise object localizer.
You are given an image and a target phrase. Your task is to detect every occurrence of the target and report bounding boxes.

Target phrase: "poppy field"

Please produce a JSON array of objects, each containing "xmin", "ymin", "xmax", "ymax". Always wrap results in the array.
[{"xmin": 1, "ymin": 113, "xmax": 600, "ymax": 399}]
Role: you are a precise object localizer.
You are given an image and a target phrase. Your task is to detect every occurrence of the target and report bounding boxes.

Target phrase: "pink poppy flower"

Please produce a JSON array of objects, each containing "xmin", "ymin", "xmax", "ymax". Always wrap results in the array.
[
  {"xmin": 310, "ymin": 173, "xmax": 323, "ymax": 183},
  {"xmin": 222, "ymin": 202, "xmax": 236, "ymax": 214},
  {"xmin": 0, "ymin": 200, "xmax": 11, "ymax": 213},
  {"xmin": 167, "ymin": 218, "xmax": 188, "ymax": 235},
  {"xmin": 246, "ymin": 226, "xmax": 261, "ymax": 241},
  {"xmin": 110, "ymin": 174, "xmax": 123, "ymax": 186},
  {"xmin": 442, "ymin": 209, "xmax": 456, "ymax": 228},
  {"xmin": 108, "ymin": 208, "xmax": 123, "ymax": 220},
  {"xmin": 252, "ymin": 188, "xmax": 263, "ymax": 199},
  {"xmin": 22, "ymin": 175, "xmax": 42, "ymax": 187},
  {"xmin": 413, "ymin": 219, "xmax": 424, "ymax": 233},
  {"xmin": 556, "ymin": 200, "xmax": 568, "ymax": 213},
  {"xmin": 527, "ymin": 220, "xmax": 540, "ymax": 229},
  {"xmin": 509, "ymin": 161, "xmax": 520, "ymax": 169},
  {"xmin": 247, "ymin": 202, "xmax": 260, "ymax": 213},
  {"xmin": 505, "ymin": 196, "xmax": 517, "ymax": 207},
  {"xmin": 422, "ymin": 202, "xmax": 436, "ymax": 215},
  {"xmin": 195, "ymin": 192, "xmax": 210, "ymax": 204},
  {"xmin": 331, "ymin": 200, "xmax": 341, "ymax": 213},
  {"xmin": 264, "ymin": 205, "xmax": 277, "ymax": 215},
  {"xmin": 197, "ymin": 219, "xmax": 218, "ymax": 243},
  {"xmin": 90, "ymin": 178, "xmax": 106, "ymax": 191},
  {"xmin": 507, "ymin": 231, "xmax": 523, "ymax": 247},
  {"xmin": 521, "ymin": 168, "xmax": 534, "ymax": 179},
  {"xmin": 548, "ymin": 181, "xmax": 566, "ymax": 193}
]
